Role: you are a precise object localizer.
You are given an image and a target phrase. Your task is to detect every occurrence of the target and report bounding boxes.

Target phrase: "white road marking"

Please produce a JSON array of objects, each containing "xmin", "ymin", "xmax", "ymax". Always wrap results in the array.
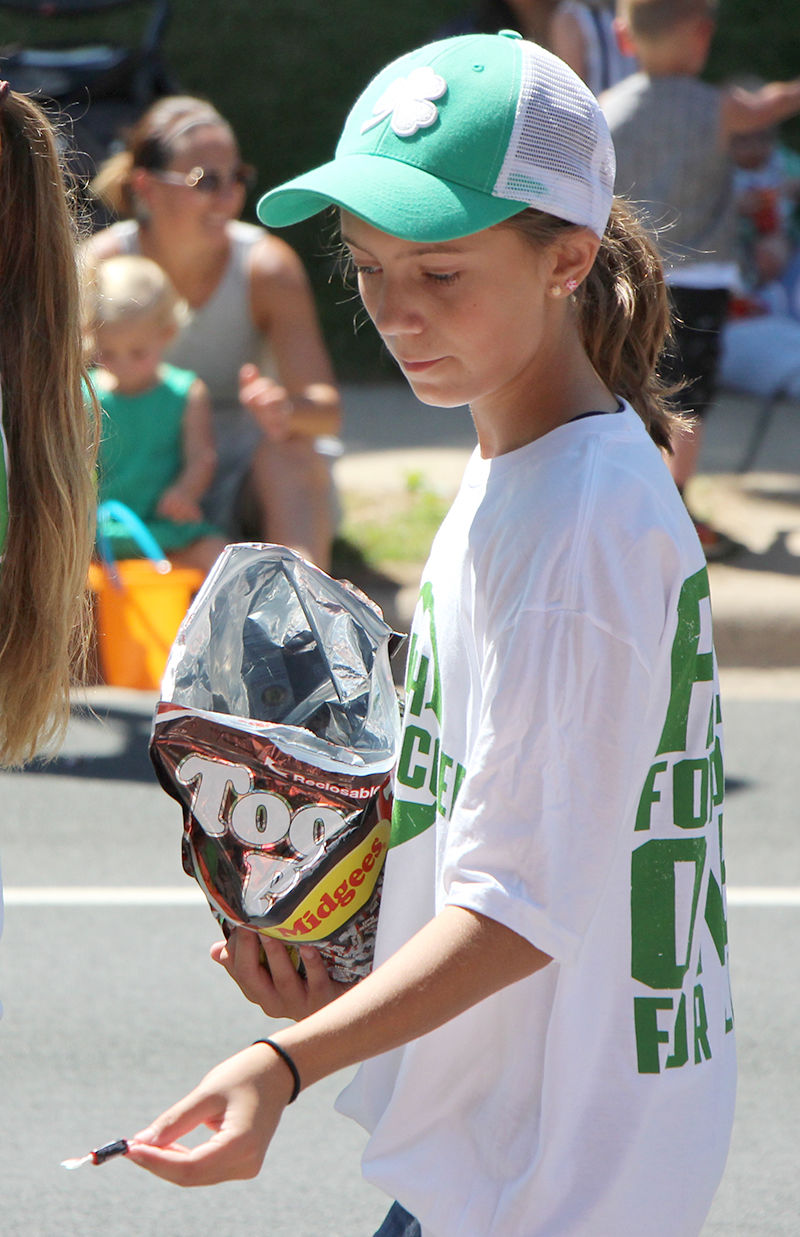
[
  {"xmin": 3, "ymin": 886, "xmax": 205, "ymax": 906},
  {"xmin": 726, "ymin": 886, "xmax": 800, "ymax": 907},
  {"xmin": 2, "ymin": 885, "xmax": 800, "ymax": 907}
]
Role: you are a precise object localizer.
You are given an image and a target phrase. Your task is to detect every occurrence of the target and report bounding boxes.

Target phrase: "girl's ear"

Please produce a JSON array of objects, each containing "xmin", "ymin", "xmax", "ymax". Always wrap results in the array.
[{"xmin": 549, "ymin": 228, "xmax": 602, "ymax": 295}]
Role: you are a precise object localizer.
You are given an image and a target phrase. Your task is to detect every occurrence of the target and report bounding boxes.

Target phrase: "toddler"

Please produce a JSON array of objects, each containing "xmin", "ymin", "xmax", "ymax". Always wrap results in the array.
[{"xmin": 86, "ymin": 255, "xmax": 227, "ymax": 573}]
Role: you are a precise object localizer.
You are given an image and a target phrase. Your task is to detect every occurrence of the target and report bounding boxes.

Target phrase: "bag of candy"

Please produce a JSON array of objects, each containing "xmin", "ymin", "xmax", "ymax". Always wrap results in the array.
[{"xmin": 150, "ymin": 544, "xmax": 402, "ymax": 983}]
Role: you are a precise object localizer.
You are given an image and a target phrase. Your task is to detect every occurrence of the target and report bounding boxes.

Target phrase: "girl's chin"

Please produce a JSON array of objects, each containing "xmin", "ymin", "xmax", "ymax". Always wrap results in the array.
[
  {"xmin": 403, "ymin": 376, "xmax": 470, "ymax": 410},
  {"xmin": 412, "ymin": 391, "xmax": 470, "ymax": 410}
]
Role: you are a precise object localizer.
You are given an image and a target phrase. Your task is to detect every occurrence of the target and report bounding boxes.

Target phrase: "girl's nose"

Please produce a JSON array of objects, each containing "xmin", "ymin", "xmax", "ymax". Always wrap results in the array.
[{"xmin": 370, "ymin": 280, "xmax": 423, "ymax": 337}]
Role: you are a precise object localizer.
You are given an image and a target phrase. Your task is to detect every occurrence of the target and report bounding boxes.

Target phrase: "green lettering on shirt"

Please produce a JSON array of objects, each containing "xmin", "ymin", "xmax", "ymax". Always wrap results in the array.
[
  {"xmin": 390, "ymin": 581, "xmax": 465, "ymax": 849},
  {"xmin": 631, "ymin": 568, "xmax": 732, "ymax": 1074},
  {"xmin": 657, "ymin": 568, "xmax": 714, "ymax": 756}
]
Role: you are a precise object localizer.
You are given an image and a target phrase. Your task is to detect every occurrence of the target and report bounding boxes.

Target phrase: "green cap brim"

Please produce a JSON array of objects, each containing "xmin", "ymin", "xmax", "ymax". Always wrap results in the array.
[{"xmin": 256, "ymin": 153, "xmax": 526, "ymax": 243}]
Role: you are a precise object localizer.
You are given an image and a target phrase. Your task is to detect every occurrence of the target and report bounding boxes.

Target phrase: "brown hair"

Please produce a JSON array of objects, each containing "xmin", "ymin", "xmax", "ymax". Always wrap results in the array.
[
  {"xmin": 90, "ymin": 95, "xmax": 229, "ymax": 218},
  {"xmin": 618, "ymin": 0, "xmax": 717, "ymax": 40},
  {"xmin": 0, "ymin": 89, "xmax": 99, "ymax": 766},
  {"xmin": 504, "ymin": 199, "xmax": 683, "ymax": 452}
]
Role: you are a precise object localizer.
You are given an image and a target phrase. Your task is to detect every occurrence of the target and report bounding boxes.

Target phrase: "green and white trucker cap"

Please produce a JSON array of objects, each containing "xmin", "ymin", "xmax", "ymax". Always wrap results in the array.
[{"xmin": 257, "ymin": 30, "xmax": 615, "ymax": 242}]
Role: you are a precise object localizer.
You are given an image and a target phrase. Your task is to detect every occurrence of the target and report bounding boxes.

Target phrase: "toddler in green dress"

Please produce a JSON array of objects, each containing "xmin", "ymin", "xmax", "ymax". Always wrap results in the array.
[{"xmin": 86, "ymin": 255, "xmax": 227, "ymax": 574}]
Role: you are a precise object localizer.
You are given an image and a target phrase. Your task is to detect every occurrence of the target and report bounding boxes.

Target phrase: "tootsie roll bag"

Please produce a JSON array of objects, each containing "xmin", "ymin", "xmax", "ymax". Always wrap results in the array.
[{"xmin": 150, "ymin": 544, "xmax": 402, "ymax": 983}]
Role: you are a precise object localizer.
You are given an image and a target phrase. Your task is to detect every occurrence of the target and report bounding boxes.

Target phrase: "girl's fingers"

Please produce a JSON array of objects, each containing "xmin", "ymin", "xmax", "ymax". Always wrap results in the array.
[
  {"xmin": 213, "ymin": 928, "xmax": 344, "ymax": 1019},
  {"xmin": 126, "ymin": 1045, "xmax": 289, "ymax": 1186},
  {"xmin": 301, "ymin": 945, "xmax": 344, "ymax": 1002},
  {"xmin": 212, "ymin": 927, "xmax": 281, "ymax": 1010},
  {"xmin": 128, "ymin": 1115, "xmax": 267, "ymax": 1186},
  {"xmin": 209, "ymin": 938, "xmax": 229, "ymax": 967},
  {"xmin": 259, "ymin": 936, "xmax": 308, "ymax": 1012},
  {"xmin": 127, "ymin": 1128, "xmax": 263, "ymax": 1186},
  {"xmin": 263, "ymin": 939, "xmax": 345, "ymax": 1015},
  {"xmin": 232, "ymin": 932, "xmax": 284, "ymax": 1005},
  {"xmin": 130, "ymin": 1089, "xmax": 225, "ymax": 1157},
  {"xmin": 260, "ymin": 935, "xmax": 304, "ymax": 985}
]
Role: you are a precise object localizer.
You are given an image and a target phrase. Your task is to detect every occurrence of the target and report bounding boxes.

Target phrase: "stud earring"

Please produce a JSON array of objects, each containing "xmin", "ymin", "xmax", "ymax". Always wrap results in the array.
[
  {"xmin": 565, "ymin": 278, "xmax": 579, "ymax": 294},
  {"xmin": 550, "ymin": 284, "xmax": 562, "ymax": 297}
]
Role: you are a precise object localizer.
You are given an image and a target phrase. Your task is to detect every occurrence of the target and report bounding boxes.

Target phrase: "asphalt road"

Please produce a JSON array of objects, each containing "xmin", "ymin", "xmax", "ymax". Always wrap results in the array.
[{"xmin": 0, "ymin": 670, "xmax": 798, "ymax": 1236}]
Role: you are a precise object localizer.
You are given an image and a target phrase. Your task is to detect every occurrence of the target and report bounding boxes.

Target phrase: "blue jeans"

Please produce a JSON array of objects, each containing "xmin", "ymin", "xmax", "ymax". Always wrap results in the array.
[{"xmin": 373, "ymin": 1202, "xmax": 422, "ymax": 1236}]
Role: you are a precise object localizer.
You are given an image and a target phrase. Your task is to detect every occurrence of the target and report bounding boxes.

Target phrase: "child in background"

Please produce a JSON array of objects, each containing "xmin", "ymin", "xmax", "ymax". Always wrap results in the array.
[
  {"xmin": 0, "ymin": 83, "xmax": 98, "ymax": 768},
  {"xmin": 601, "ymin": 0, "xmax": 800, "ymax": 557},
  {"xmin": 551, "ymin": 0, "xmax": 637, "ymax": 95},
  {"xmin": 126, "ymin": 33, "xmax": 735, "ymax": 1236},
  {"xmin": 718, "ymin": 116, "xmax": 800, "ymax": 402},
  {"xmin": 86, "ymin": 256, "xmax": 227, "ymax": 574},
  {"xmin": 729, "ymin": 116, "xmax": 800, "ymax": 318}
]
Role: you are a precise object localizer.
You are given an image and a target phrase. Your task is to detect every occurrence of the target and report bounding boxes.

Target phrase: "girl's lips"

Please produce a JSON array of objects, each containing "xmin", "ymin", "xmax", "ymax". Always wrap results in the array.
[{"xmin": 398, "ymin": 357, "xmax": 441, "ymax": 373}]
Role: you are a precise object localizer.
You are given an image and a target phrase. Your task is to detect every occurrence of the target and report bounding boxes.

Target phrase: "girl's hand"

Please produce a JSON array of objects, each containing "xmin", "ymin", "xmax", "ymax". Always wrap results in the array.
[
  {"xmin": 126, "ymin": 1042, "xmax": 292, "ymax": 1186},
  {"xmin": 239, "ymin": 363, "xmax": 293, "ymax": 442},
  {"xmin": 157, "ymin": 485, "xmax": 203, "ymax": 523},
  {"xmin": 210, "ymin": 926, "xmax": 347, "ymax": 1021}
]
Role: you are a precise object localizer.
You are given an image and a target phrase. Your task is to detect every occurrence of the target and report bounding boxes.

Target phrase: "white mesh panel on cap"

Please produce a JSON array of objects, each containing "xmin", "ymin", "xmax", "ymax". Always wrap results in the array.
[{"xmin": 493, "ymin": 41, "xmax": 615, "ymax": 236}]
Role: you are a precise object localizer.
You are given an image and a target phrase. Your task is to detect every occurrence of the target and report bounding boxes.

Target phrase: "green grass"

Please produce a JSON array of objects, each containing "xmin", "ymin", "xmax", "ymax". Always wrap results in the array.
[{"xmin": 335, "ymin": 474, "xmax": 450, "ymax": 570}]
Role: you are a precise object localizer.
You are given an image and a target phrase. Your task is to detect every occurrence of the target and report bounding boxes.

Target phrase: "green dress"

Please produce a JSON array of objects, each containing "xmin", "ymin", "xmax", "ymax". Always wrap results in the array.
[{"xmin": 94, "ymin": 363, "xmax": 221, "ymax": 559}]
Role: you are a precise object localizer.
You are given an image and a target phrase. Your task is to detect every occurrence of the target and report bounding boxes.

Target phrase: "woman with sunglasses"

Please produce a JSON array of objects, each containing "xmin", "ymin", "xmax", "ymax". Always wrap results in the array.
[{"xmin": 86, "ymin": 95, "xmax": 341, "ymax": 570}]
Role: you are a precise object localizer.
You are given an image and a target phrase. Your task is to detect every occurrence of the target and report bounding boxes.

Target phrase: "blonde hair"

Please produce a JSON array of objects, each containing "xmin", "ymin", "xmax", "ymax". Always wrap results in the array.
[
  {"xmin": 504, "ymin": 199, "xmax": 683, "ymax": 451},
  {"xmin": 90, "ymin": 95, "xmax": 230, "ymax": 218},
  {"xmin": 85, "ymin": 254, "xmax": 186, "ymax": 335},
  {"xmin": 0, "ymin": 88, "xmax": 99, "ymax": 767},
  {"xmin": 618, "ymin": 0, "xmax": 717, "ymax": 39}
]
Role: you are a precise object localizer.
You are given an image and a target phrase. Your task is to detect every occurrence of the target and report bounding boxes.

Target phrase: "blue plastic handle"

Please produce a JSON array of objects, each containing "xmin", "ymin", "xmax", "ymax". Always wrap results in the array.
[{"xmin": 96, "ymin": 500, "xmax": 170, "ymax": 571}]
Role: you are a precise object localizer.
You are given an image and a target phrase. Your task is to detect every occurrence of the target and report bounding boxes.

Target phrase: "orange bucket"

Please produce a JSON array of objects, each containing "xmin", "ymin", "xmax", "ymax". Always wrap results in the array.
[{"xmin": 89, "ymin": 559, "xmax": 204, "ymax": 690}]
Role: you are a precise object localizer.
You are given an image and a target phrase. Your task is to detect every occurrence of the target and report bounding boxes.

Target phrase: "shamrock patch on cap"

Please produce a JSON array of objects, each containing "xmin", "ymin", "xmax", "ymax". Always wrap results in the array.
[{"xmin": 361, "ymin": 67, "xmax": 447, "ymax": 138}]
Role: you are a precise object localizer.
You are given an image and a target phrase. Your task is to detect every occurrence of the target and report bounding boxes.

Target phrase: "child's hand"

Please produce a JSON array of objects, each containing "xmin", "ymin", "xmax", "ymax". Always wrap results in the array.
[
  {"xmin": 126, "ymin": 1042, "xmax": 292, "ymax": 1186},
  {"xmin": 157, "ymin": 486, "xmax": 203, "ymax": 523},
  {"xmin": 238, "ymin": 363, "xmax": 293, "ymax": 442},
  {"xmin": 210, "ymin": 926, "xmax": 346, "ymax": 1021}
]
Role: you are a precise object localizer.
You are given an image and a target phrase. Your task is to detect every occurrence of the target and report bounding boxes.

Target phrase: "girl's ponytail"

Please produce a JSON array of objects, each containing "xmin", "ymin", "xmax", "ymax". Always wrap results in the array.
[
  {"xmin": 505, "ymin": 199, "xmax": 685, "ymax": 451},
  {"xmin": 577, "ymin": 198, "xmax": 683, "ymax": 452},
  {"xmin": 0, "ymin": 88, "xmax": 99, "ymax": 766}
]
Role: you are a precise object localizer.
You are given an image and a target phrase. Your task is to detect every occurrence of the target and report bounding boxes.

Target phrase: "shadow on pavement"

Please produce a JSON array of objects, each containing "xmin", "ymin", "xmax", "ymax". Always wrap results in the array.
[
  {"xmin": 25, "ymin": 702, "xmax": 156, "ymax": 785},
  {"xmin": 721, "ymin": 529, "xmax": 800, "ymax": 578}
]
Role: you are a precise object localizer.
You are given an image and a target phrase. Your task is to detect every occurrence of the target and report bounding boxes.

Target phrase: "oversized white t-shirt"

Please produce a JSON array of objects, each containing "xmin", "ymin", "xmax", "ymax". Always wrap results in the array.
[{"xmin": 337, "ymin": 404, "xmax": 735, "ymax": 1237}]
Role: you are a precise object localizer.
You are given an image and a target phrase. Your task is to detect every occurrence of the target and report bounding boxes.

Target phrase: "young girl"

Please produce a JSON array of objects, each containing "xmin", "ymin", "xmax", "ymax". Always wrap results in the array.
[
  {"xmin": 0, "ymin": 83, "xmax": 98, "ymax": 769},
  {"xmin": 86, "ymin": 255, "xmax": 227, "ymax": 573},
  {"xmin": 127, "ymin": 34, "xmax": 735, "ymax": 1236}
]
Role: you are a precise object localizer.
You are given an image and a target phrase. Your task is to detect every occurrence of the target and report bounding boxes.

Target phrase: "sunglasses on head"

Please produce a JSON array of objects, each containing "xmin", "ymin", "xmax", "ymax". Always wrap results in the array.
[{"xmin": 152, "ymin": 164, "xmax": 256, "ymax": 193}]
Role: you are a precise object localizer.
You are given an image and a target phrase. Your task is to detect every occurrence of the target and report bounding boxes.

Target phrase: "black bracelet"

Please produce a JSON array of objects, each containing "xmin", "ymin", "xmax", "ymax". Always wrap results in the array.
[{"xmin": 253, "ymin": 1038, "xmax": 301, "ymax": 1103}]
